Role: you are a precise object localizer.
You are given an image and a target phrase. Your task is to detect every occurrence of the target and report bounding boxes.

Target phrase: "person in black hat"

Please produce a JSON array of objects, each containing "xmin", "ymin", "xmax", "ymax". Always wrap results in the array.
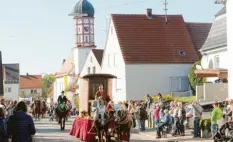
[{"xmin": 57, "ymin": 91, "xmax": 67, "ymax": 105}]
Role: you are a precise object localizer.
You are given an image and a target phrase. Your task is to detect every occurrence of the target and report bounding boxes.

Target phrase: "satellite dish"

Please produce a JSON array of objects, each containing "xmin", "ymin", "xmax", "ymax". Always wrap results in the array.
[{"xmin": 196, "ymin": 65, "xmax": 203, "ymax": 70}]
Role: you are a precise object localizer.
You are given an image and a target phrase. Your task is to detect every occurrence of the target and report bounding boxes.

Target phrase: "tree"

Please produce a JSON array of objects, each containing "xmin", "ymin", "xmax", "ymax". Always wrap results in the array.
[
  {"xmin": 42, "ymin": 74, "xmax": 55, "ymax": 99},
  {"xmin": 20, "ymin": 91, "xmax": 25, "ymax": 98},
  {"xmin": 188, "ymin": 60, "xmax": 206, "ymax": 92}
]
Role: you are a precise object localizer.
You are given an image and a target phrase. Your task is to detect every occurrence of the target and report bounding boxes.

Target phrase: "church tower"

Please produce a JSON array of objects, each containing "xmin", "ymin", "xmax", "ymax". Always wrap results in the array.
[{"xmin": 69, "ymin": 0, "xmax": 96, "ymax": 75}]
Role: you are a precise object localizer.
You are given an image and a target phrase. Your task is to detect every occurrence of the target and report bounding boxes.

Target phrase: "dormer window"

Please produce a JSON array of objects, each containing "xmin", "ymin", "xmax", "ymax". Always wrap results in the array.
[{"xmin": 179, "ymin": 50, "xmax": 186, "ymax": 56}]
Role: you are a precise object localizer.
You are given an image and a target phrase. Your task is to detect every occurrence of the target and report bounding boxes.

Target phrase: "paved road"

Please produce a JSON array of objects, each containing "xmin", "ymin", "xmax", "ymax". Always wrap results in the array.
[{"xmin": 33, "ymin": 117, "xmax": 155, "ymax": 142}]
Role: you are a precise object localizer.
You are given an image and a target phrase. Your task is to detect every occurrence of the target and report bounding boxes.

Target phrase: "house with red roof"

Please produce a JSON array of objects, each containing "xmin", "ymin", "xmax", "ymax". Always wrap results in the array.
[
  {"xmin": 20, "ymin": 73, "xmax": 42, "ymax": 99},
  {"xmin": 53, "ymin": 56, "xmax": 77, "ymax": 102},
  {"xmin": 101, "ymin": 9, "xmax": 211, "ymax": 101}
]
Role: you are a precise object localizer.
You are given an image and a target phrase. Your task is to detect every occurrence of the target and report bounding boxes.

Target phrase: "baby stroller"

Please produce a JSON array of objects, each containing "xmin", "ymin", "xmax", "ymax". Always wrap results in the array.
[
  {"xmin": 213, "ymin": 121, "xmax": 233, "ymax": 142},
  {"xmin": 156, "ymin": 121, "xmax": 172, "ymax": 138},
  {"xmin": 161, "ymin": 123, "xmax": 172, "ymax": 138}
]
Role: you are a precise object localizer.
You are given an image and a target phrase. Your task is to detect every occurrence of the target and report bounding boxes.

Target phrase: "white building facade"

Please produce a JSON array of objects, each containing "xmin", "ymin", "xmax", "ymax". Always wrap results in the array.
[
  {"xmin": 53, "ymin": 56, "xmax": 76, "ymax": 102},
  {"xmin": 200, "ymin": 6, "xmax": 227, "ymax": 82},
  {"xmin": 20, "ymin": 74, "xmax": 42, "ymax": 100},
  {"xmin": 80, "ymin": 49, "xmax": 103, "ymax": 77},
  {"xmin": 3, "ymin": 64, "xmax": 20, "ymax": 101},
  {"xmin": 101, "ymin": 14, "xmax": 203, "ymax": 101},
  {"xmin": 53, "ymin": 76, "xmax": 74, "ymax": 102}
]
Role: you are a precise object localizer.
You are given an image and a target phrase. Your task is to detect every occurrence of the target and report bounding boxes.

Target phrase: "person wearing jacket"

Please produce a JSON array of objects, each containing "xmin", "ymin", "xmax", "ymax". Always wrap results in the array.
[
  {"xmin": 134, "ymin": 103, "xmax": 141, "ymax": 131},
  {"xmin": 211, "ymin": 102, "xmax": 223, "ymax": 136},
  {"xmin": 191, "ymin": 100, "xmax": 203, "ymax": 138},
  {"xmin": 153, "ymin": 104, "xmax": 160, "ymax": 127},
  {"xmin": 156, "ymin": 109, "xmax": 172, "ymax": 138},
  {"xmin": 0, "ymin": 107, "xmax": 8, "ymax": 142},
  {"xmin": 7, "ymin": 101, "xmax": 36, "ymax": 142}
]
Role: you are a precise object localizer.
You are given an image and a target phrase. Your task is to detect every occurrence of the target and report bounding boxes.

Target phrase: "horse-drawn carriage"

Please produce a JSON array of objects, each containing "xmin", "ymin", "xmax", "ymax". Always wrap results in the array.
[{"xmin": 82, "ymin": 100, "xmax": 132, "ymax": 142}]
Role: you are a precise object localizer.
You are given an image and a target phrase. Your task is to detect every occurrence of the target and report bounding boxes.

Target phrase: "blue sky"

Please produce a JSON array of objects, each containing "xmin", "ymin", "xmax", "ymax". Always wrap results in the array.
[{"xmin": 0, "ymin": 0, "xmax": 222, "ymax": 75}]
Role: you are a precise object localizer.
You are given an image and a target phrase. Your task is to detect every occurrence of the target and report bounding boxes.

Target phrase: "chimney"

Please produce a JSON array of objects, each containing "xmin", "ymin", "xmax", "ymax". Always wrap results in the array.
[
  {"xmin": 146, "ymin": 8, "xmax": 152, "ymax": 19},
  {"xmin": 26, "ymin": 73, "xmax": 29, "ymax": 76},
  {"xmin": 62, "ymin": 59, "xmax": 66, "ymax": 65}
]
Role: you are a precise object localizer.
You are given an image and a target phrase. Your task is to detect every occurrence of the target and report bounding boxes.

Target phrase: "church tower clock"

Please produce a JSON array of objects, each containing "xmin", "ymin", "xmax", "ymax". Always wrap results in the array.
[{"xmin": 69, "ymin": 0, "xmax": 96, "ymax": 75}]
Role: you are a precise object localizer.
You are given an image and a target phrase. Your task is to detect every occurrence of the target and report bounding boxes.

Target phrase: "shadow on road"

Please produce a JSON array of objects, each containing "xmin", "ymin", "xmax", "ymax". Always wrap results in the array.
[
  {"xmin": 34, "ymin": 122, "xmax": 74, "ymax": 125},
  {"xmin": 36, "ymin": 128, "xmax": 70, "ymax": 133}
]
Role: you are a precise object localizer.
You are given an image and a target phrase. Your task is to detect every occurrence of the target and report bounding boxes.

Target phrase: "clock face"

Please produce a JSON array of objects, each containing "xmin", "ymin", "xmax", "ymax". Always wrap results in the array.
[{"xmin": 84, "ymin": 27, "xmax": 89, "ymax": 32}]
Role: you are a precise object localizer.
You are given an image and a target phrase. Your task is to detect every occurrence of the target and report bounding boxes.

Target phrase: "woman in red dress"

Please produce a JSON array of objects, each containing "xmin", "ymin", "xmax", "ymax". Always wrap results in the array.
[{"xmin": 95, "ymin": 85, "xmax": 111, "ymax": 104}]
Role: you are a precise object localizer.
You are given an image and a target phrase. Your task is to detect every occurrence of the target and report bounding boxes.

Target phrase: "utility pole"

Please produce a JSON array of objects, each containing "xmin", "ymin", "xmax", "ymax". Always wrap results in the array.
[
  {"xmin": 164, "ymin": 0, "xmax": 168, "ymax": 23},
  {"xmin": 100, "ymin": 18, "xmax": 109, "ymax": 38}
]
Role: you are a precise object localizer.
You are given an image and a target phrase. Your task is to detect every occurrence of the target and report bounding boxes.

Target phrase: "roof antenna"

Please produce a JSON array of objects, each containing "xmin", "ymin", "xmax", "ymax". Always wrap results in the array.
[{"xmin": 164, "ymin": 0, "xmax": 168, "ymax": 24}]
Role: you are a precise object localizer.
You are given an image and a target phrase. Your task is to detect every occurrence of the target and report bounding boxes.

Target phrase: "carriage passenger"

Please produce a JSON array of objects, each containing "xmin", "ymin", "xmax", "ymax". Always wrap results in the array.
[
  {"xmin": 107, "ymin": 101, "xmax": 114, "ymax": 111},
  {"xmin": 95, "ymin": 85, "xmax": 111, "ymax": 104}
]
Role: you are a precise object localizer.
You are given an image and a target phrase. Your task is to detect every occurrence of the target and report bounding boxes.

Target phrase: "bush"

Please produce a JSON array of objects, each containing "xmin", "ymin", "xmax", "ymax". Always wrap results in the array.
[
  {"xmin": 174, "ymin": 96, "xmax": 196, "ymax": 104},
  {"xmin": 199, "ymin": 118, "xmax": 211, "ymax": 132},
  {"xmin": 144, "ymin": 94, "xmax": 173, "ymax": 102},
  {"xmin": 144, "ymin": 94, "xmax": 195, "ymax": 105},
  {"xmin": 188, "ymin": 60, "xmax": 206, "ymax": 91}
]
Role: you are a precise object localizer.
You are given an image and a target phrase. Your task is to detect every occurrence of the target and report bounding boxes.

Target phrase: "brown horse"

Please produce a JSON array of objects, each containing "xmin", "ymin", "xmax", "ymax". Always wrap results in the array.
[
  {"xmin": 55, "ymin": 104, "xmax": 68, "ymax": 130},
  {"xmin": 115, "ymin": 110, "xmax": 133, "ymax": 142},
  {"xmin": 41, "ymin": 101, "xmax": 47, "ymax": 118},
  {"xmin": 32, "ymin": 100, "xmax": 41, "ymax": 121}
]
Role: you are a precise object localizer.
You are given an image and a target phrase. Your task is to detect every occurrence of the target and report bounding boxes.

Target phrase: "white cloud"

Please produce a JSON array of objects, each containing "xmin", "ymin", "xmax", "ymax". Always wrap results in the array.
[{"xmin": 9, "ymin": 36, "xmax": 18, "ymax": 40}]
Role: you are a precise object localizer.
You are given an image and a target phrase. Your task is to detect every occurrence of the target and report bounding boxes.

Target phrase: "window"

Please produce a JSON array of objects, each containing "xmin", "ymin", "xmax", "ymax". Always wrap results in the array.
[
  {"xmin": 93, "ymin": 66, "xmax": 96, "ymax": 73},
  {"xmin": 179, "ymin": 50, "xmax": 186, "ymax": 56},
  {"xmin": 85, "ymin": 36, "xmax": 88, "ymax": 42},
  {"xmin": 208, "ymin": 59, "xmax": 214, "ymax": 69},
  {"xmin": 78, "ymin": 28, "xmax": 80, "ymax": 32},
  {"xmin": 214, "ymin": 56, "xmax": 220, "ymax": 69},
  {"xmin": 34, "ymin": 90, "xmax": 37, "ymax": 93},
  {"xmin": 170, "ymin": 76, "xmax": 190, "ymax": 92},
  {"xmin": 7, "ymin": 87, "xmax": 11, "ymax": 93},
  {"xmin": 8, "ymin": 88, "xmax": 11, "ymax": 93},
  {"xmin": 180, "ymin": 77, "xmax": 189, "ymax": 91},
  {"xmin": 31, "ymin": 90, "xmax": 33, "ymax": 93},
  {"xmin": 170, "ymin": 77, "xmax": 179, "ymax": 91},
  {"xmin": 113, "ymin": 53, "xmax": 117, "ymax": 66},
  {"xmin": 90, "ymin": 35, "xmax": 94, "ymax": 42},
  {"xmin": 78, "ymin": 36, "xmax": 81, "ymax": 43},
  {"xmin": 88, "ymin": 67, "xmax": 91, "ymax": 74}
]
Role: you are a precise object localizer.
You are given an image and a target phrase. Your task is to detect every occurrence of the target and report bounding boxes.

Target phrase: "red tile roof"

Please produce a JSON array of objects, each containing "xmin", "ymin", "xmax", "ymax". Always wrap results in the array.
[
  {"xmin": 20, "ymin": 75, "xmax": 42, "ymax": 89},
  {"xmin": 186, "ymin": 22, "xmax": 212, "ymax": 58},
  {"xmin": 111, "ymin": 14, "xmax": 199, "ymax": 64}
]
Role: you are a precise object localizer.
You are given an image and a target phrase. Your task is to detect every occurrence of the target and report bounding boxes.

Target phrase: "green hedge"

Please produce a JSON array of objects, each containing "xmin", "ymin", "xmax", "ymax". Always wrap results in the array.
[
  {"xmin": 144, "ymin": 94, "xmax": 173, "ymax": 102},
  {"xmin": 199, "ymin": 118, "xmax": 211, "ymax": 132},
  {"xmin": 144, "ymin": 94, "xmax": 195, "ymax": 104}
]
